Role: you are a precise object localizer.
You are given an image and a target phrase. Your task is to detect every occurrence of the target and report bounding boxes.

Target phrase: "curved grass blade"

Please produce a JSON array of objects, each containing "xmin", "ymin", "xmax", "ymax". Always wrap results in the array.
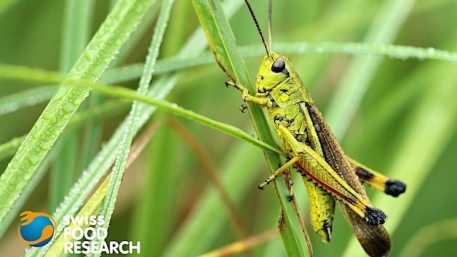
[
  {"xmin": 1, "ymin": 65, "xmax": 283, "ymax": 157},
  {"xmin": 100, "ymin": 41, "xmax": 457, "ymax": 84},
  {"xmin": 0, "ymin": 67, "xmax": 282, "ymax": 157},
  {"xmin": 0, "ymin": 42, "xmax": 456, "ymax": 109}
]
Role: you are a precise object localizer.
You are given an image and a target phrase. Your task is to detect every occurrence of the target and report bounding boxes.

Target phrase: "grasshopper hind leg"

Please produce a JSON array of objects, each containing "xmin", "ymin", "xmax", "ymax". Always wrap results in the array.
[
  {"xmin": 257, "ymin": 157, "xmax": 298, "ymax": 202},
  {"xmin": 349, "ymin": 159, "xmax": 407, "ymax": 197},
  {"xmin": 257, "ymin": 157, "xmax": 300, "ymax": 190},
  {"xmin": 258, "ymin": 155, "xmax": 336, "ymax": 242}
]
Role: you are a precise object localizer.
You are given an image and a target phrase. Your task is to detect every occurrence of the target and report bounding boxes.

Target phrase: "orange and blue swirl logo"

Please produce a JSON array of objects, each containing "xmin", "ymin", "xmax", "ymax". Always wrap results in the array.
[{"xmin": 18, "ymin": 211, "xmax": 56, "ymax": 247}]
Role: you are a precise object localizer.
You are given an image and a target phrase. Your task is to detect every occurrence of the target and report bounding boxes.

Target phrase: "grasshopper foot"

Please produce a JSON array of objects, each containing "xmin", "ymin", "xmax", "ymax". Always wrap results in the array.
[
  {"xmin": 257, "ymin": 182, "xmax": 266, "ymax": 190},
  {"xmin": 287, "ymin": 194, "xmax": 294, "ymax": 201},
  {"xmin": 225, "ymin": 80, "xmax": 234, "ymax": 88}
]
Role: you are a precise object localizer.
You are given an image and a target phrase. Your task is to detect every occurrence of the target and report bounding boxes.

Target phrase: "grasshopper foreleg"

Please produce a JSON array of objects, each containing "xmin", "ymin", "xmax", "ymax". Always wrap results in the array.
[
  {"xmin": 225, "ymin": 80, "xmax": 247, "ymax": 92},
  {"xmin": 225, "ymin": 80, "xmax": 271, "ymax": 107}
]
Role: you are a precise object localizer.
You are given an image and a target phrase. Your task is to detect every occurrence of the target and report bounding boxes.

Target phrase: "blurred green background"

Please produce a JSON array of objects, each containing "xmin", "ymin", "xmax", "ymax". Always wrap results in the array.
[{"xmin": 1, "ymin": 0, "xmax": 457, "ymax": 257}]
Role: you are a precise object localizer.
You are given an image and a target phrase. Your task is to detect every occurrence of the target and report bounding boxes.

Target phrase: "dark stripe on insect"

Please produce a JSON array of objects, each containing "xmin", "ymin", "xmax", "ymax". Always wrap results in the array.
[
  {"xmin": 354, "ymin": 167, "xmax": 375, "ymax": 181},
  {"xmin": 304, "ymin": 102, "xmax": 339, "ymax": 175},
  {"xmin": 257, "ymin": 87, "xmax": 273, "ymax": 94}
]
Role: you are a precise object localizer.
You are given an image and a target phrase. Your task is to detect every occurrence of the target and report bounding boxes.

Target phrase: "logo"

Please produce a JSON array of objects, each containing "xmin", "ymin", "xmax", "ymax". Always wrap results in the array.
[
  {"xmin": 62, "ymin": 214, "xmax": 141, "ymax": 254},
  {"xmin": 18, "ymin": 211, "xmax": 56, "ymax": 247}
]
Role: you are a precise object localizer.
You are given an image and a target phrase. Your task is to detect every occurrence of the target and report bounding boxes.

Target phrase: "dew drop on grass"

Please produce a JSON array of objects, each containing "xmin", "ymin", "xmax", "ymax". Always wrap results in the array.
[
  {"xmin": 28, "ymin": 153, "xmax": 41, "ymax": 166},
  {"xmin": 62, "ymin": 101, "xmax": 75, "ymax": 113},
  {"xmin": 83, "ymin": 51, "xmax": 94, "ymax": 63}
]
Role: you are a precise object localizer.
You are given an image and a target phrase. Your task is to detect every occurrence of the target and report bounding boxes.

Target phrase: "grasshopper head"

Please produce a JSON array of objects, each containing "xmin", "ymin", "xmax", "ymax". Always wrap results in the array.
[{"xmin": 256, "ymin": 52, "xmax": 291, "ymax": 94}]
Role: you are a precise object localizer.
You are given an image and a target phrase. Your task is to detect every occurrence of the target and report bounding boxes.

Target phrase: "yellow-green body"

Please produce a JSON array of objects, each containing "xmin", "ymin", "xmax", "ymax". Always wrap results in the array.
[
  {"xmin": 230, "ymin": 52, "xmax": 392, "ymax": 257},
  {"xmin": 255, "ymin": 53, "xmax": 336, "ymax": 241}
]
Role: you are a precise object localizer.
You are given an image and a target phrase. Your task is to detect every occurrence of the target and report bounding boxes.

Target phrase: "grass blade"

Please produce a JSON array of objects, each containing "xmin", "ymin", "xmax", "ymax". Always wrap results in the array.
[
  {"xmin": 50, "ymin": 0, "xmax": 93, "ymax": 210},
  {"xmin": 91, "ymin": 1, "xmax": 173, "ymax": 257},
  {"xmin": 192, "ymin": 0, "xmax": 311, "ymax": 256}
]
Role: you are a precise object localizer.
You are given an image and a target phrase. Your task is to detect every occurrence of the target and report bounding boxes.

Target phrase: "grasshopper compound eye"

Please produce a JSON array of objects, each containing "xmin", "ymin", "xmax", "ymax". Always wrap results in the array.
[
  {"xmin": 271, "ymin": 58, "xmax": 289, "ymax": 76},
  {"xmin": 271, "ymin": 58, "xmax": 285, "ymax": 72}
]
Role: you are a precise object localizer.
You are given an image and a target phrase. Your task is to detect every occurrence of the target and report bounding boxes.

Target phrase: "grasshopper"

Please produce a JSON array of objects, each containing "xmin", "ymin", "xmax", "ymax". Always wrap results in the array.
[{"xmin": 221, "ymin": 1, "xmax": 406, "ymax": 256}]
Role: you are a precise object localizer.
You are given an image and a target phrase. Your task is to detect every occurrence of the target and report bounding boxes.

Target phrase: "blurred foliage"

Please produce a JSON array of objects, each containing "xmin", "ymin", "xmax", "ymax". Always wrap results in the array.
[{"xmin": 1, "ymin": 0, "xmax": 457, "ymax": 257}]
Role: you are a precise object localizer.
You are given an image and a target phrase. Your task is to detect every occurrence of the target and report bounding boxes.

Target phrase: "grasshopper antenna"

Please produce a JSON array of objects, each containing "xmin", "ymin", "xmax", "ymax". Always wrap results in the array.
[
  {"xmin": 268, "ymin": 0, "xmax": 272, "ymax": 52},
  {"xmin": 244, "ymin": 0, "xmax": 270, "ymax": 56}
]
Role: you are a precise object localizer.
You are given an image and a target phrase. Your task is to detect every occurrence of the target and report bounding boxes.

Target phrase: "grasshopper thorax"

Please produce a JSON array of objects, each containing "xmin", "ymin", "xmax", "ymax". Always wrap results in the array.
[{"xmin": 256, "ymin": 52, "xmax": 291, "ymax": 94}]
